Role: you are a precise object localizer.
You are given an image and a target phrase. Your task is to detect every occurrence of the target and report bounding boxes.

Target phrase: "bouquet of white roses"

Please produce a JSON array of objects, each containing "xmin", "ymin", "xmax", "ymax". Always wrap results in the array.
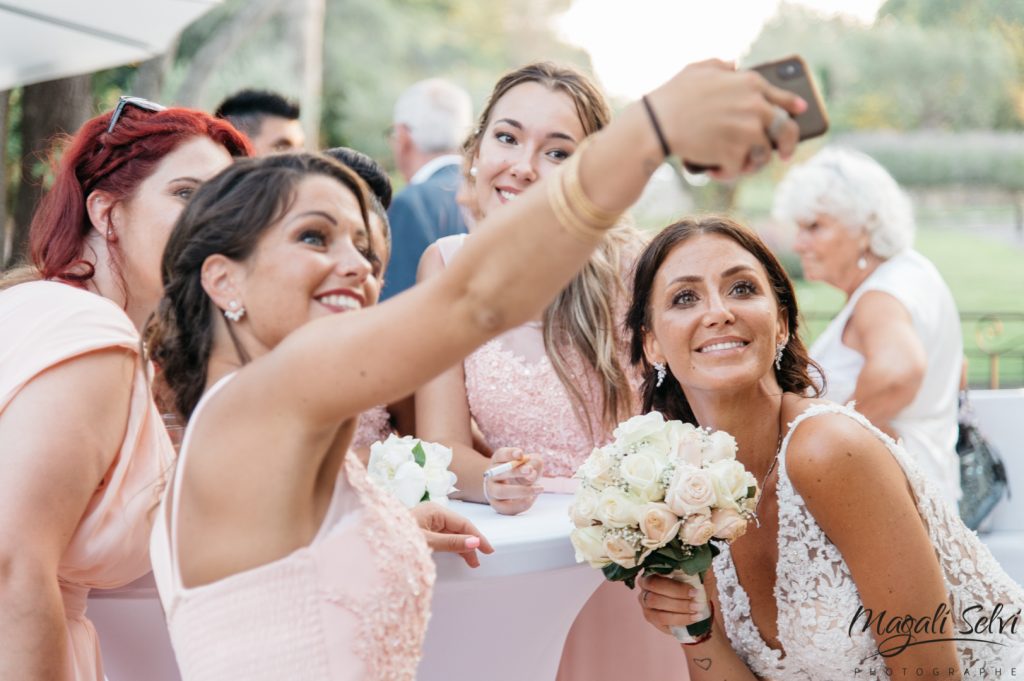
[
  {"xmin": 569, "ymin": 411, "xmax": 758, "ymax": 643},
  {"xmin": 367, "ymin": 434, "xmax": 458, "ymax": 508}
]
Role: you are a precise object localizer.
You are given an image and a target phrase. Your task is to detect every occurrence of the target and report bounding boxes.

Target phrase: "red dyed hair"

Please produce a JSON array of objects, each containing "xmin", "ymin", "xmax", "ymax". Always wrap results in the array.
[{"xmin": 29, "ymin": 104, "xmax": 252, "ymax": 284}]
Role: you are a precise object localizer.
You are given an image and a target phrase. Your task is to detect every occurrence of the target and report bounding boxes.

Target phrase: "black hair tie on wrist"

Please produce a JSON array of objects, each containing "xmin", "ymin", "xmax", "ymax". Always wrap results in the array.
[{"xmin": 641, "ymin": 95, "xmax": 672, "ymax": 160}]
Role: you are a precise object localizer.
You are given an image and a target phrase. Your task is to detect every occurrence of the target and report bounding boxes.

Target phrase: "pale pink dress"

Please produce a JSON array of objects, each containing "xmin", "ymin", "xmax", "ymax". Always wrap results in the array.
[
  {"xmin": 353, "ymin": 405, "xmax": 394, "ymax": 451},
  {"xmin": 0, "ymin": 280, "xmax": 175, "ymax": 681},
  {"xmin": 435, "ymin": 235, "xmax": 687, "ymax": 681},
  {"xmin": 150, "ymin": 374, "xmax": 435, "ymax": 681}
]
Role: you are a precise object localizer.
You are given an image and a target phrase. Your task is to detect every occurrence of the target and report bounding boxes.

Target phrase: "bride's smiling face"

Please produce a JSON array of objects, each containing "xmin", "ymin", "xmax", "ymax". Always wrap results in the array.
[
  {"xmin": 472, "ymin": 82, "xmax": 584, "ymax": 219},
  {"xmin": 643, "ymin": 234, "xmax": 788, "ymax": 393}
]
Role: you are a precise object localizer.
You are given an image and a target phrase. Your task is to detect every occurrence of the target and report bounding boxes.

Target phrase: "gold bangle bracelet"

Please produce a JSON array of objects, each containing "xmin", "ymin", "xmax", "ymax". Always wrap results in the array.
[
  {"xmin": 546, "ymin": 140, "xmax": 621, "ymax": 241},
  {"xmin": 562, "ymin": 138, "xmax": 620, "ymax": 226}
]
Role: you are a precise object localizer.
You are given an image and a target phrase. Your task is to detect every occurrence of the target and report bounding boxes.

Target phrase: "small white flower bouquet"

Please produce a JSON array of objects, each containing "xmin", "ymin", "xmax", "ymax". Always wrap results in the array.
[
  {"xmin": 367, "ymin": 434, "xmax": 458, "ymax": 508},
  {"xmin": 569, "ymin": 411, "xmax": 758, "ymax": 643}
]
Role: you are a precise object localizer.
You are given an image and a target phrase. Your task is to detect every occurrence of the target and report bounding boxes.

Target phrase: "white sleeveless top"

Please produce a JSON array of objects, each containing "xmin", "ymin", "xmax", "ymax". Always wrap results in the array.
[
  {"xmin": 810, "ymin": 249, "xmax": 962, "ymax": 502},
  {"xmin": 713, "ymin": 402, "xmax": 1024, "ymax": 678}
]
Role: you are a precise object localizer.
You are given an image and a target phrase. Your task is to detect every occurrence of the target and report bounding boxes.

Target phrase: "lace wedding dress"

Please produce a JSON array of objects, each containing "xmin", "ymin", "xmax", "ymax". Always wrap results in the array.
[{"xmin": 714, "ymin": 403, "xmax": 1024, "ymax": 677}]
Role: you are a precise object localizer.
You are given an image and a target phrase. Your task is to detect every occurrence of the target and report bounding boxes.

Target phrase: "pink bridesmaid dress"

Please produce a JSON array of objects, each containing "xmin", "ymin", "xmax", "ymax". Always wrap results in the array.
[
  {"xmin": 150, "ymin": 374, "xmax": 436, "ymax": 681},
  {"xmin": 435, "ymin": 235, "xmax": 687, "ymax": 681},
  {"xmin": 352, "ymin": 404, "xmax": 394, "ymax": 451},
  {"xmin": 0, "ymin": 280, "xmax": 176, "ymax": 681}
]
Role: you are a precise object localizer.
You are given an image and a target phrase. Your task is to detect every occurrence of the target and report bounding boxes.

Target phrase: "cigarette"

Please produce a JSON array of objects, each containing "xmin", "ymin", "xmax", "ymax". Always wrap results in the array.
[{"xmin": 483, "ymin": 455, "xmax": 531, "ymax": 479}]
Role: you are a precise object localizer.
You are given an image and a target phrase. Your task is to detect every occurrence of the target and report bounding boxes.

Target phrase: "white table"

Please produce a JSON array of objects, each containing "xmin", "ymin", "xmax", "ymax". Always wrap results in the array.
[
  {"xmin": 88, "ymin": 493, "xmax": 602, "ymax": 681},
  {"xmin": 420, "ymin": 494, "xmax": 603, "ymax": 681}
]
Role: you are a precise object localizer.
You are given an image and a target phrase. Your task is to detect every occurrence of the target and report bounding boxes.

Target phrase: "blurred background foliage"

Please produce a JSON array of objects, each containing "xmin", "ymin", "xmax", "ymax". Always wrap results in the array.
[{"xmin": 2, "ymin": 0, "xmax": 1024, "ymax": 385}]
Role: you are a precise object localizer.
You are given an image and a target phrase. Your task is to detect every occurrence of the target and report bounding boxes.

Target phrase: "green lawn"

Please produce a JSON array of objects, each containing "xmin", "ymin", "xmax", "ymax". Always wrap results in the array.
[{"xmin": 795, "ymin": 227, "xmax": 1024, "ymax": 388}]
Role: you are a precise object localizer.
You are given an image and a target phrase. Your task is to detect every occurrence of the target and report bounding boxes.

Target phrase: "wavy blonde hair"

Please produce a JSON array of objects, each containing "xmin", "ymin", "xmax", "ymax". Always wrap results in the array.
[{"xmin": 464, "ymin": 62, "xmax": 643, "ymax": 437}]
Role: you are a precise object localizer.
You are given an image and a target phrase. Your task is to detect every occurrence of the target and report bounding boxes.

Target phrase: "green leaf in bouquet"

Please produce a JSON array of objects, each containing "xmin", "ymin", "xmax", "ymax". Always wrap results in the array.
[
  {"xmin": 746, "ymin": 485, "xmax": 757, "ymax": 499},
  {"xmin": 678, "ymin": 544, "xmax": 714, "ymax": 575},
  {"xmin": 412, "ymin": 442, "xmax": 426, "ymax": 467},
  {"xmin": 602, "ymin": 562, "xmax": 642, "ymax": 588},
  {"xmin": 420, "ymin": 490, "xmax": 430, "ymax": 503},
  {"xmin": 655, "ymin": 539, "xmax": 687, "ymax": 563}
]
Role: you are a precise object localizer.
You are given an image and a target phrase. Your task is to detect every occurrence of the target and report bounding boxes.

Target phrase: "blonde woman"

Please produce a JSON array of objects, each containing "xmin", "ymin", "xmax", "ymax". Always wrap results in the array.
[{"xmin": 415, "ymin": 61, "xmax": 687, "ymax": 681}]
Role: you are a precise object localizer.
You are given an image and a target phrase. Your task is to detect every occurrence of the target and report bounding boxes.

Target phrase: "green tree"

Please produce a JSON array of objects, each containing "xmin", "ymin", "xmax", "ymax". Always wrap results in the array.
[{"xmin": 744, "ymin": 3, "xmax": 1017, "ymax": 132}]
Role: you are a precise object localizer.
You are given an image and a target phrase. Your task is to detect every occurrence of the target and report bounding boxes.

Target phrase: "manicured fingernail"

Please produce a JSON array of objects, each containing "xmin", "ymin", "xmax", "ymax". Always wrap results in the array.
[
  {"xmin": 465, "ymin": 536, "xmax": 481, "ymax": 549},
  {"xmin": 795, "ymin": 97, "xmax": 807, "ymax": 113}
]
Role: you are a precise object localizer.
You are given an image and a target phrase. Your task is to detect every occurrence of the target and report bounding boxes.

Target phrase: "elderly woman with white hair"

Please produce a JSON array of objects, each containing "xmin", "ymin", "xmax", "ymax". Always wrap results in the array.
[{"xmin": 773, "ymin": 147, "xmax": 962, "ymax": 503}]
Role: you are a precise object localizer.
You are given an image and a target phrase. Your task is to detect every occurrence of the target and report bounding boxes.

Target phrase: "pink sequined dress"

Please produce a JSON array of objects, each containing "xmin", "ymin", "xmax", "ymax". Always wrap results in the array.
[
  {"xmin": 435, "ymin": 234, "xmax": 687, "ymax": 681},
  {"xmin": 151, "ymin": 374, "xmax": 435, "ymax": 681},
  {"xmin": 353, "ymin": 405, "xmax": 394, "ymax": 451}
]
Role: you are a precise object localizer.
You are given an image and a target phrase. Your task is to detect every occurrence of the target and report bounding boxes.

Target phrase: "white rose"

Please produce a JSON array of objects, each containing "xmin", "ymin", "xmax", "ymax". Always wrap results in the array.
[
  {"xmin": 424, "ymin": 464, "xmax": 457, "ymax": 503},
  {"xmin": 664, "ymin": 464, "xmax": 716, "ymax": 516},
  {"xmin": 619, "ymin": 450, "xmax": 665, "ymax": 502},
  {"xmin": 570, "ymin": 486, "xmax": 601, "ymax": 528},
  {"xmin": 603, "ymin": 533, "xmax": 641, "ymax": 568},
  {"xmin": 596, "ymin": 486, "xmax": 642, "ymax": 528},
  {"xmin": 672, "ymin": 428, "xmax": 706, "ymax": 467},
  {"xmin": 368, "ymin": 433, "xmax": 415, "ymax": 477},
  {"xmin": 391, "ymin": 460, "xmax": 428, "ymax": 508},
  {"xmin": 639, "ymin": 502, "xmax": 683, "ymax": 549},
  {"xmin": 704, "ymin": 430, "xmax": 738, "ymax": 464},
  {"xmin": 710, "ymin": 507, "xmax": 748, "ymax": 541},
  {"xmin": 679, "ymin": 509, "xmax": 715, "ymax": 546},
  {"xmin": 576, "ymin": 446, "xmax": 618, "ymax": 489},
  {"xmin": 612, "ymin": 411, "xmax": 667, "ymax": 447},
  {"xmin": 420, "ymin": 440, "xmax": 454, "ymax": 469},
  {"xmin": 708, "ymin": 459, "xmax": 754, "ymax": 510},
  {"xmin": 571, "ymin": 526, "xmax": 610, "ymax": 567}
]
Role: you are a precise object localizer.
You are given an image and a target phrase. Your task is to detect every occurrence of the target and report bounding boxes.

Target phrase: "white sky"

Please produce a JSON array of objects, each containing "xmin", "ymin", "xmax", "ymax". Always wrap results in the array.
[{"xmin": 557, "ymin": 0, "xmax": 886, "ymax": 99}]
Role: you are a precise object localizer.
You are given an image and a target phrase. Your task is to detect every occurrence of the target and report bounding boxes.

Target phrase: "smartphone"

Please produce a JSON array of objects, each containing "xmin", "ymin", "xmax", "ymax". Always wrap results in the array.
[
  {"xmin": 681, "ymin": 54, "xmax": 828, "ymax": 173},
  {"xmin": 751, "ymin": 55, "xmax": 829, "ymax": 141}
]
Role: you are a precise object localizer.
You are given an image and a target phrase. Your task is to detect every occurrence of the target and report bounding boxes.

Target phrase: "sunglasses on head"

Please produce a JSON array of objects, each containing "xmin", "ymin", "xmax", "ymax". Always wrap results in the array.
[{"xmin": 106, "ymin": 95, "xmax": 167, "ymax": 134}]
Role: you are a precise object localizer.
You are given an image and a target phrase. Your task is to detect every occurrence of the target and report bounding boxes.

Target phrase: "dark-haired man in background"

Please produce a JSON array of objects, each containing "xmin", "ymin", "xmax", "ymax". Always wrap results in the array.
[{"xmin": 215, "ymin": 89, "xmax": 305, "ymax": 156}]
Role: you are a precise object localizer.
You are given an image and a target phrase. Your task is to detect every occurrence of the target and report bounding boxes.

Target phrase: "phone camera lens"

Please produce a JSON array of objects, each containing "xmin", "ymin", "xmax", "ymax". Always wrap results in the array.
[{"xmin": 777, "ymin": 62, "xmax": 802, "ymax": 80}]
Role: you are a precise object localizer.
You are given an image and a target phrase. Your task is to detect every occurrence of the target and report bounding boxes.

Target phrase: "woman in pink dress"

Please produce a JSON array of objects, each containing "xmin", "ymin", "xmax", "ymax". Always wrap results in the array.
[
  {"xmin": 413, "ymin": 61, "xmax": 675, "ymax": 681},
  {"xmin": 0, "ymin": 98, "xmax": 250, "ymax": 681},
  {"xmin": 145, "ymin": 60, "xmax": 805, "ymax": 680}
]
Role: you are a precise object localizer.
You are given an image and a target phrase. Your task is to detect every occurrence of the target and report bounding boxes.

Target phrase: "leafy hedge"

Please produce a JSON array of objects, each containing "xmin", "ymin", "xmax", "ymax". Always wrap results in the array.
[{"xmin": 835, "ymin": 131, "xmax": 1024, "ymax": 191}]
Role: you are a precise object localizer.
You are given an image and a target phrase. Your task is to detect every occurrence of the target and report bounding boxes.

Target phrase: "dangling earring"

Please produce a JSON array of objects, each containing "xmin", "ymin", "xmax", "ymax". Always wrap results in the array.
[
  {"xmin": 857, "ymin": 253, "xmax": 868, "ymax": 270},
  {"xmin": 653, "ymin": 362, "xmax": 667, "ymax": 388},
  {"xmin": 469, "ymin": 166, "xmax": 478, "ymax": 178},
  {"xmin": 224, "ymin": 300, "xmax": 245, "ymax": 323},
  {"xmin": 774, "ymin": 340, "xmax": 787, "ymax": 371}
]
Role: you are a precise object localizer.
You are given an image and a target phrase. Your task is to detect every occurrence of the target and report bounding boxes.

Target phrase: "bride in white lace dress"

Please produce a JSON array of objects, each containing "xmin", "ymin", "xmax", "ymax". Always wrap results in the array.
[{"xmin": 626, "ymin": 216, "xmax": 1024, "ymax": 679}]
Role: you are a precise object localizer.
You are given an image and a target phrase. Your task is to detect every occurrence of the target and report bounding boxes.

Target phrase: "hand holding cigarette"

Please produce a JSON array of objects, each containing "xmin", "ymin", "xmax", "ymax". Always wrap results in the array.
[
  {"xmin": 483, "ymin": 447, "xmax": 543, "ymax": 516},
  {"xmin": 483, "ymin": 454, "xmax": 531, "ymax": 479}
]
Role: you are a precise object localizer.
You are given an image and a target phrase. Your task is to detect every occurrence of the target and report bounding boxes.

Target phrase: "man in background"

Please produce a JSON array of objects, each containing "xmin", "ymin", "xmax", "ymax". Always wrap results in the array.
[
  {"xmin": 215, "ymin": 89, "xmax": 305, "ymax": 156},
  {"xmin": 383, "ymin": 78, "xmax": 472, "ymax": 300}
]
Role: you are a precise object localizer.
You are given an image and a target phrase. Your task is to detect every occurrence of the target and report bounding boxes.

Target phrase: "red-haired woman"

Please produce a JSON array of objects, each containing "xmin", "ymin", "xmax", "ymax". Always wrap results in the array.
[{"xmin": 0, "ymin": 98, "xmax": 250, "ymax": 681}]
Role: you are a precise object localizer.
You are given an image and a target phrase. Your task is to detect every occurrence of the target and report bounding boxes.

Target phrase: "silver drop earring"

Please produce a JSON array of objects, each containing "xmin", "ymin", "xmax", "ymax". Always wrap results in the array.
[
  {"xmin": 774, "ymin": 340, "xmax": 787, "ymax": 371},
  {"xmin": 857, "ymin": 254, "xmax": 868, "ymax": 270},
  {"xmin": 224, "ymin": 300, "xmax": 245, "ymax": 323},
  {"xmin": 653, "ymin": 362, "xmax": 667, "ymax": 388},
  {"xmin": 469, "ymin": 166, "xmax": 478, "ymax": 178}
]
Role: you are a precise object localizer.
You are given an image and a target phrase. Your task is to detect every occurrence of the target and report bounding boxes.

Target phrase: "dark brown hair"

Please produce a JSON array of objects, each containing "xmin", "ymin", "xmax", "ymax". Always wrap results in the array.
[
  {"xmin": 145, "ymin": 153, "xmax": 371, "ymax": 419},
  {"xmin": 625, "ymin": 216, "xmax": 824, "ymax": 424}
]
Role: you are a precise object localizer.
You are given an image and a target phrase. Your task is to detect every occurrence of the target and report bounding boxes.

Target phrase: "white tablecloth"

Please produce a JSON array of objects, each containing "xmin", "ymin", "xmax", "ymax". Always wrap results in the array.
[{"xmin": 88, "ymin": 494, "xmax": 602, "ymax": 681}]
